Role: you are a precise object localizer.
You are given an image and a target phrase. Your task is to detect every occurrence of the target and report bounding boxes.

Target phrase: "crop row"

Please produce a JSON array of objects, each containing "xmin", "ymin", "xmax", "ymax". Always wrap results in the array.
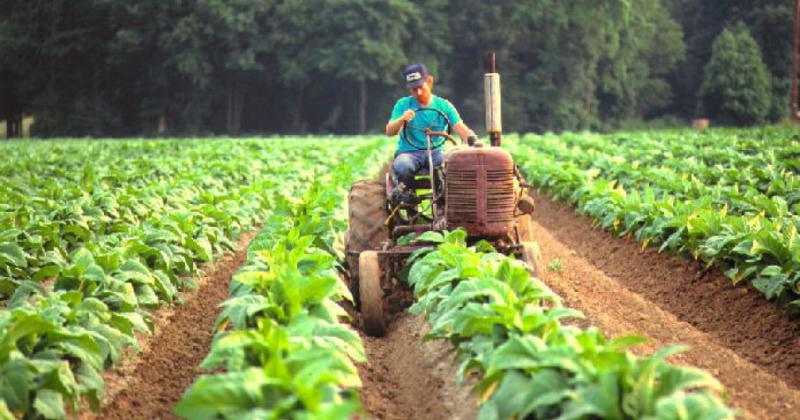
[
  {"xmin": 0, "ymin": 137, "xmax": 386, "ymax": 419},
  {"xmin": 515, "ymin": 130, "xmax": 800, "ymax": 218},
  {"xmin": 175, "ymin": 141, "xmax": 390, "ymax": 418},
  {"xmin": 507, "ymin": 129, "xmax": 800, "ymax": 308},
  {"xmin": 406, "ymin": 230, "xmax": 736, "ymax": 419},
  {"xmin": 0, "ymin": 139, "xmax": 326, "ymax": 298}
]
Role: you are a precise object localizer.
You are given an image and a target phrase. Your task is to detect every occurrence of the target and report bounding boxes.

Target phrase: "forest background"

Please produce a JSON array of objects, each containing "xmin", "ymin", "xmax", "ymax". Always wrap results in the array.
[{"xmin": 0, "ymin": 0, "xmax": 793, "ymax": 137}]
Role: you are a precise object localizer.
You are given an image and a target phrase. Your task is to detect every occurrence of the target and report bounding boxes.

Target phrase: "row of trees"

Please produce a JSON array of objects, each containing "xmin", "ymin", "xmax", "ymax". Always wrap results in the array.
[
  {"xmin": 0, "ymin": 0, "xmax": 794, "ymax": 137},
  {"xmin": 668, "ymin": 0, "xmax": 794, "ymax": 126}
]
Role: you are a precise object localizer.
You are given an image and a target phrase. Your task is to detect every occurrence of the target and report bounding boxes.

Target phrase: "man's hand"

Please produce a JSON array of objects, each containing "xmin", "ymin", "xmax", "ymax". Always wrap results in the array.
[
  {"xmin": 454, "ymin": 121, "xmax": 480, "ymax": 146},
  {"xmin": 386, "ymin": 110, "xmax": 417, "ymax": 136}
]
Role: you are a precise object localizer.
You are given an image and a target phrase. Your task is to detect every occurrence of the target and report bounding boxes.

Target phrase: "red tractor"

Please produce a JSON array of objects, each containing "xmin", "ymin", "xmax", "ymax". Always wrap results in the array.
[{"xmin": 344, "ymin": 54, "xmax": 539, "ymax": 336}]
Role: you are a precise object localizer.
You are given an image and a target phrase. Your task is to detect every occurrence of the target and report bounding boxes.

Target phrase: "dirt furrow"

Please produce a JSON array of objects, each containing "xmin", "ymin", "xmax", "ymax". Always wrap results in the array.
[
  {"xmin": 530, "ymin": 193, "xmax": 800, "ymax": 419},
  {"xmin": 532, "ymin": 192, "xmax": 800, "ymax": 386},
  {"xmin": 81, "ymin": 233, "xmax": 255, "ymax": 420},
  {"xmin": 358, "ymin": 313, "xmax": 477, "ymax": 420}
]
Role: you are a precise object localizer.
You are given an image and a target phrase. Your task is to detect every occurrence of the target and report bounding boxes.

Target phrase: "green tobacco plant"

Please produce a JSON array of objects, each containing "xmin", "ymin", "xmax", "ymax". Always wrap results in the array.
[
  {"xmin": 508, "ymin": 129, "xmax": 800, "ymax": 309},
  {"xmin": 0, "ymin": 136, "xmax": 389, "ymax": 418},
  {"xmin": 0, "ymin": 290, "xmax": 148, "ymax": 417},
  {"xmin": 175, "ymin": 140, "xmax": 391, "ymax": 419},
  {"xmin": 407, "ymin": 229, "xmax": 736, "ymax": 420}
]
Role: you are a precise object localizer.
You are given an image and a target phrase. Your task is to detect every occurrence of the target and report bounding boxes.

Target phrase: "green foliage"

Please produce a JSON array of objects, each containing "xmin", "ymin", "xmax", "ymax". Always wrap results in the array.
[
  {"xmin": 3, "ymin": 1, "xmax": 793, "ymax": 136},
  {"xmin": 699, "ymin": 24, "xmax": 772, "ymax": 126},
  {"xmin": 663, "ymin": 0, "xmax": 792, "ymax": 122},
  {"xmin": 597, "ymin": 0, "xmax": 686, "ymax": 123},
  {"xmin": 0, "ymin": 0, "xmax": 695, "ymax": 137},
  {"xmin": 508, "ymin": 127, "xmax": 800, "ymax": 310},
  {"xmin": 175, "ymin": 138, "xmax": 390, "ymax": 419},
  {"xmin": 406, "ymin": 229, "xmax": 736, "ymax": 419},
  {"xmin": 0, "ymin": 136, "xmax": 391, "ymax": 418},
  {"xmin": 547, "ymin": 258, "xmax": 563, "ymax": 273}
]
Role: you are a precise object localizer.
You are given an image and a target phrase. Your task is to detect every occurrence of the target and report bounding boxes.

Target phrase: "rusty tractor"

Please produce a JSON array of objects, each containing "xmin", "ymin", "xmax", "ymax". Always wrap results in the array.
[{"xmin": 344, "ymin": 54, "xmax": 539, "ymax": 336}]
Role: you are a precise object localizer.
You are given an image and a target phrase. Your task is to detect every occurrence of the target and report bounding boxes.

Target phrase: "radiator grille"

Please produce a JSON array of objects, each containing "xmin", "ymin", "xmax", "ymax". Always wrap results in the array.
[
  {"xmin": 446, "ymin": 169, "xmax": 477, "ymax": 222},
  {"xmin": 487, "ymin": 169, "xmax": 515, "ymax": 222},
  {"xmin": 446, "ymin": 168, "xmax": 515, "ymax": 223}
]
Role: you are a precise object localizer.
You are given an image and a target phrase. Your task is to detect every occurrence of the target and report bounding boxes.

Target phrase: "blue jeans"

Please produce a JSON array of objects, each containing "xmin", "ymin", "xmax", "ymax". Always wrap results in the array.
[{"xmin": 392, "ymin": 150, "xmax": 442, "ymax": 201}]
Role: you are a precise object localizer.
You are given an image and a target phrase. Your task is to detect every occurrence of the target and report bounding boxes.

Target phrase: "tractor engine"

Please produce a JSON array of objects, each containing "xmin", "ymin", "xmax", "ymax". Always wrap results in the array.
[{"xmin": 443, "ymin": 148, "xmax": 517, "ymax": 238}]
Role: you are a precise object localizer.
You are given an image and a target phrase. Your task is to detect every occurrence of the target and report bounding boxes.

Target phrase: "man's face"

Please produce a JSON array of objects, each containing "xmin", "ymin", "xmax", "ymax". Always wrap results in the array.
[{"xmin": 408, "ymin": 76, "xmax": 433, "ymax": 104}]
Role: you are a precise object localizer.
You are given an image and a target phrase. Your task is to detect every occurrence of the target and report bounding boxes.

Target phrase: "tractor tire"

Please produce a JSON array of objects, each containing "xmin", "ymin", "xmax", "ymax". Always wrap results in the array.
[
  {"xmin": 345, "ymin": 180, "xmax": 390, "ymax": 299},
  {"xmin": 359, "ymin": 251, "xmax": 386, "ymax": 336},
  {"xmin": 519, "ymin": 241, "xmax": 542, "ymax": 278}
]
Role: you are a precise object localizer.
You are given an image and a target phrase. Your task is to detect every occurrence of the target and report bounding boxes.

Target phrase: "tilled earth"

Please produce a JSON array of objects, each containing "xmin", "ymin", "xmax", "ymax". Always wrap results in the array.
[
  {"xmin": 80, "ymin": 233, "xmax": 254, "ymax": 420},
  {"xmin": 358, "ymin": 313, "xmax": 477, "ymax": 420},
  {"xmin": 80, "ymin": 193, "xmax": 800, "ymax": 420},
  {"xmin": 530, "ymin": 192, "xmax": 800, "ymax": 419}
]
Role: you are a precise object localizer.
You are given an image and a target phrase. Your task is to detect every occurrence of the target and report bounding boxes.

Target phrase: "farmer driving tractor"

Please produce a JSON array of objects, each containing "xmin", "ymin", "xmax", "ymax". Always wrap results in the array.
[
  {"xmin": 385, "ymin": 63, "xmax": 480, "ymax": 205},
  {"xmin": 348, "ymin": 54, "xmax": 538, "ymax": 336}
]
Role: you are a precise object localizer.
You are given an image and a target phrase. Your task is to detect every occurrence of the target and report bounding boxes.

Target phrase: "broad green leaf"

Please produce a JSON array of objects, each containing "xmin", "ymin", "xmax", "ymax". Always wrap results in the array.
[
  {"xmin": 0, "ymin": 243, "xmax": 28, "ymax": 268},
  {"xmin": 187, "ymin": 237, "xmax": 213, "ymax": 262},
  {"xmin": 751, "ymin": 273, "xmax": 789, "ymax": 300},
  {"xmin": 0, "ymin": 358, "xmax": 33, "ymax": 412},
  {"xmin": 33, "ymin": 389, "xmax": 65, "ymax": 420},
  {"xmin": 134, "ymin": 284, "xmax": 159, "ymax": 306},
  {"xmin": 217, "ymin": 295, "xmax": 276, "ymax": 331},
  {"xmin": 653, "ymin": 391, "xmax": 738, "ymax": 420},
  {"xmin": 70, "ymin": 248, "xmax": 95, "ymax": 272},
  {"xmin": 415, "ymin": 231, "xmax": 445, "ymax": 243},
  {"xmin": 486, "ymin": 334, "xmax": 547, "ymax": 374},
  {"xmin": 0, "ymin": 400, "xmax": 14, "ymax": 420},
  {"xmin": 173, "ymin": 368, "xmax": 275, "ymax": 420}
]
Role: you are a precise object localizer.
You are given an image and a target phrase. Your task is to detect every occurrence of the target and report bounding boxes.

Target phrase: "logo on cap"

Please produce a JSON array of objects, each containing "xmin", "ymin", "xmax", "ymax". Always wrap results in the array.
[{"xmin": 405, "ymin": 72, "xmax": 422, "ymax": 82}]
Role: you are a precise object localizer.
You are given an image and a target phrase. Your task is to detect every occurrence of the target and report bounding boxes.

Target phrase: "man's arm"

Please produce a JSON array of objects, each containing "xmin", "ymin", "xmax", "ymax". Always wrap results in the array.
[
  {"xmin": 386, "ymin": 109, "xmax": 415, "ymax": 136},
  {"xmin": 443, "ymin": 99, "xmax": 478, "ymax": 144},
  {"xmin": 453, "ymin": 121, "xmax": 478, "ymax": 143}
]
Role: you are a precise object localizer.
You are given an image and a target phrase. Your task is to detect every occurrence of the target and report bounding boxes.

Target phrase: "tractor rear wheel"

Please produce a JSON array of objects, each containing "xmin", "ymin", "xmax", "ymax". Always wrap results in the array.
[
  {"xmin": 359, "ymin": 251, "xmax": 386, "ymax": 336},
  {"xmin": 345, "ymin": 180, "xmax": 390, "ymax": 300},
  {"xmin": 519, "ymin": 241, "xmax": 541, "ymax": 277}
]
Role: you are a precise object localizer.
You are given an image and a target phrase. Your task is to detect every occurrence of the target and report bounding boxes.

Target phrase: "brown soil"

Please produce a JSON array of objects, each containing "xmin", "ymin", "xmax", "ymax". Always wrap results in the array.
[
  {"xmin": 358, "ymin": 312, "xmax": 477, "ymax": 420},
  {"xmin": 81, "ymin": 233, "xmax": 255, "ymax": 420},
  {"xmin": 73, "ymin": 187, "xmax": 800, "ymax": 419},
  {"xmin": 531, "ymin": 192, "xmax": 800, "ymax": 419}
]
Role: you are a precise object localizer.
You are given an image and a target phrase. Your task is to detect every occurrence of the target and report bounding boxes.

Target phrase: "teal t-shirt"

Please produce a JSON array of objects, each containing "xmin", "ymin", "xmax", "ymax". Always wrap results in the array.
[{"xmin": 390, "ymin": 95, "xmax": 461, "ymax": 152}]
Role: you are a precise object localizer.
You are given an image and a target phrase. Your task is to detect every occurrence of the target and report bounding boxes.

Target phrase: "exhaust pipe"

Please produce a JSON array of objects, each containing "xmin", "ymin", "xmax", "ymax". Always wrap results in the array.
[{"xmin": 485, "ymin": 52, "xmax": 502, "ymax": 147}]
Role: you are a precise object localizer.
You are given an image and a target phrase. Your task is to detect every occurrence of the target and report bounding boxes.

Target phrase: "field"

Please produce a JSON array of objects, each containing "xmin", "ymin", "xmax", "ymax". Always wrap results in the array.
[
  {"xmin": 509, "ymin": 128, "xmax": 800, "ymax": 305},
  {"xmin": 1, "ymin": 132, "xmax": 799, "ymax": 419}
]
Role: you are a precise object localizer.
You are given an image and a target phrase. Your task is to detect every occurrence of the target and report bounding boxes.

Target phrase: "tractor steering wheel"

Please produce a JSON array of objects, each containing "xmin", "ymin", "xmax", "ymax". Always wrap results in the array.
[{"xmin": 401, "ymin": 108, "xmax": 457, "ymax": 151}]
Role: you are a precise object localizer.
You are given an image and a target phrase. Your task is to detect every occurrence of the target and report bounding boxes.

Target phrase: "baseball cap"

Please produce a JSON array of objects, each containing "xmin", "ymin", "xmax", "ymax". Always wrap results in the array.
[{"xmin": 403, "ymin": 63, "xmax": 429, "ymax": 88}]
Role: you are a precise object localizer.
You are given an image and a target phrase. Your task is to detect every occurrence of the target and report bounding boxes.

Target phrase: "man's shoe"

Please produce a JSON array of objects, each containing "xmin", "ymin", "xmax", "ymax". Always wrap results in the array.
[
  {"xmin": 391, "ymin": 182, "xmax": 414, "ymax": 206},
  {"xmin": 391, "ymin": 191, "xmax": 415, "ymax": 207}
]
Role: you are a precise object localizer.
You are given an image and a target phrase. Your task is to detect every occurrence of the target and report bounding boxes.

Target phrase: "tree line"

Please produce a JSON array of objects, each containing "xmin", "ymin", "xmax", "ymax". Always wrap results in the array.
[{"xmin": 0, "ymin": 0, "xmax": 793, "ymax": 138}]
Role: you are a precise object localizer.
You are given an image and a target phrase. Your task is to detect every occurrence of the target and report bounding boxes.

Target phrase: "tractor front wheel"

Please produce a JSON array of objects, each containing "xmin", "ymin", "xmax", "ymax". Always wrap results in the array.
[{"xmin": 359, "ymin": 251, "xmax": 386, "ymax": 336}]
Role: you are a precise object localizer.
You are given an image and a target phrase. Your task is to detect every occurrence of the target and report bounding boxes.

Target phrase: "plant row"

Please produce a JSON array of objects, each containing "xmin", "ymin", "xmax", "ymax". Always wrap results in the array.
[
  {"xmin": 514, "ymin": 129, "xmax": 800, "ymax": 217},
  {"xmin": 0, "ymin": 139, "xmax": 330, "ymax": 300},
  {"xmin": 174, "ymin": 141, "xmax": 391, "ymax": 419},
  {"xmin": 406, "ymin": 230, "xmax": 737, "ymax": 419},
  {"xmin": 0, "ymin": 137, "xmax": 385, "ymax": 419},
  {"xmin": 507, "ymin": 130, "xmax": 800, "ymax": 308}
]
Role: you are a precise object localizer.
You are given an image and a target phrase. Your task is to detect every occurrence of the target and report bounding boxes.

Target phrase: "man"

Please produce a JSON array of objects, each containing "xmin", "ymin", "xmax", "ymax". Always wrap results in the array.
[{"xmin": 385, "ymin": 63, "xmax": 479, "ymax": 204}]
